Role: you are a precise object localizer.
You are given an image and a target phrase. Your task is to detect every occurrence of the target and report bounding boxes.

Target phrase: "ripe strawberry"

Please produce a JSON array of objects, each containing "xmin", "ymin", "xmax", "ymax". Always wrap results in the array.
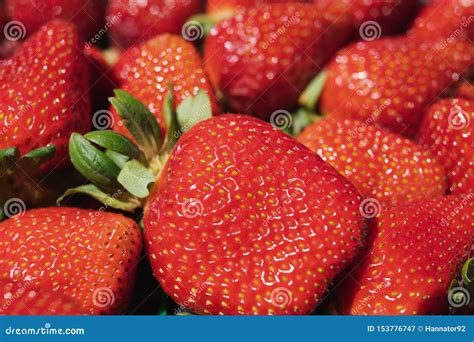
[
  {"xmin": 204, "ymin": 3, "xmax": 352, "ymax": 119},
  {"xmin": 112, "ymin": 34, "xmax": 219, "ymax": 136},
  {"xmin": 0, "ymin": 280, "xmax": 83, "ymax": 315},
  {"xmin": 64, "ymin": 90, "xmax": 365, "ymax": 314},
  {"xmin": 143, "ymin": 114, "xmax": 366, "ymax": 315},
  {"xmin": 320, "ymin": 37, "xmax": 473, "ymax": 137},
  {"xmin": 107, "ymin": 0, "xmax": 203, "ymax": 49},
  {"xmin": 298, "ymin": 117, "xmax": 447, "ymax": 207},
  {"xmin": 0, "ymin": 207, "xmax": 142, "ymax": 314},
  {"xmin": 318, "ymin": 0, "xmax": 418, "ymax": 36},
  {"xmin": 6, "ymin": 0, "xmax": 107, "ymax": 40},
  {"xmin": 409, "ymin": 0, "xmax": 474, "ymax": 42},
  {"xmin": 0, "ymin": 20, "xmax": 91, "ymax": 170},
  {"xmin": 418, "ymin": 97, "xmax": 473, "ymax": 195},
  {"xmin": 337, "ymin": 195, "xmax": 474, "ymax": 315}
]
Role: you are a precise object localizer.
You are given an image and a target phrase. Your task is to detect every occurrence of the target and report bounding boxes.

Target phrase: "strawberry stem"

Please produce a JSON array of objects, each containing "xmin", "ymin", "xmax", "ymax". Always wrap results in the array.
[
  {"xmin": 299, "ymin": 69, "xmax": 328, "ymax": 110},
  {"xmin": 162, "ymin": 87, "xmax": 180, "ymax": 153}
]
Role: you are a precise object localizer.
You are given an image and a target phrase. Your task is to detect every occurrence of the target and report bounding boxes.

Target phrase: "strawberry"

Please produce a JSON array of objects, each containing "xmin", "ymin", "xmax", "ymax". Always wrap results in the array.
[
  {"xmin": 63, "ymin": 88, "xmax": 366, "ymax": 315},
  {"xmin": 298, "ymin": 117, "xmax": 447, "ymax": 207},
  {"xmin": 409, "ymin": 0, "xmax": 474, "ymax": 42},
  {"xmin": 0, "ymin": 20, "xmax": 90, "ymax": 169},
  {"xmin": 418, "ymin": 97, "xmax": 473, "ymax": 195},
  {"xmin": 0, "ymin": 20, "xmax": 91, "ymax": 212},
  {"xmin": 0, "ymin": 207, "xmax": 142, "ymax": 314},
  {"xmin": 112, "ymin": 34, "xmax": 219, "ymax": 136},
  {"xmin": 107, "ymin": 0, "xmax": 203, "ymax": 49},
  {"xmin": 204, "ymin": 3, "xmax": 352, "ymax": 120},
  {"xmin": 320, "ymin": 37, "xmax": 473, "ymax": 137},
  {"xmin": 337, "ymin": 195, "xmax": 474, "ymax": 315},
  {"xmin": 0, "ymin": 280, "xmax": 83, "ymax": 315},
  {"xmin": 143, "ymin": 114, "xmax": 366, "ymax": 315},
  {"xmin": 318, "ymin": 0, "xmax": 419, "ymax": 36},
  {"xmin": 6, "ymin": 0, "xmax": 107, "ymax": 40}
]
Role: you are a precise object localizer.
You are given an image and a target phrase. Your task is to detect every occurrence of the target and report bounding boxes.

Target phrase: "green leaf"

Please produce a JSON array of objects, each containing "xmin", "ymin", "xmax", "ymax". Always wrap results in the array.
[
  {"xmin": 17, "ymin": 145, "xmax": 56, "ymax": 171},
  {"xmin": 109, "ymin": 90, "xmax": 162, "ymax": 159},
  {"xmin": 105, "ymin": 150, "xmax": 129, "ymax": 168},
  {"xmin": 85, "ymin": 130, "xmax": 145, "ymax": 163},
  {"xmin": 299, "ymin": 69, "xmax": 328, "ymax": 110},
  {"xmin": 176, "ymin": 90, "xmax": 213, "ymax": 134},
  {"xmin": 0, "ymin": 147, "xmax": 20, "ymax": 174},
  {"xmin": 117, "ymin": 160, "xmax": 155, "ymax": 198},
  {"xmin": 58, "ymin": 184, "xmax": 140, "ymax": 212},
  {"xmin": 163, "ymin": 86, "xmax": 180, "ymax": 153},
  {"xmin": 69, "ymin": 133, "xmax": 121, "ymax": 191}
]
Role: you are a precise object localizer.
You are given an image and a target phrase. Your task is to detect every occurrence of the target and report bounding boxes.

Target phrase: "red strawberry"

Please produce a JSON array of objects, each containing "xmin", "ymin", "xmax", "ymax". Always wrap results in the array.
[
  {"xmin": 107, "ymin": 0, "xmax": 203, "ymax": 49},
  {"xmin": 337, "ymin": 195, "xmax": 474, "ymax": 315},
  {"xmin": 318, "ymin": 0, "xmax": 419, "ymax": 36},
  {"xmin": 0, "ymin": 20, "xmax": 91, "ymax": 170},
  {"xmin": 204, "ymin": 3, "xmax": 352, "ymax": 119},
  {"xmin": 409, "ymin": 0, "xmax": 474, "ymax": 42},
  {"xmin": 64, "ymin": 90, "xmax": 364, "ymax": 314},
  {"xmin": 143, "ymin": 114, "xmax": 366, "ymax": 315},
  {"xmin": 0, "ymin": 207, "xmax": 142, "ymax": 314},
  {"xmin": 112, "ymin": 34, "xmax": 219, "ymax": 136},
  {"xmin": 320, "ymin": 37, "xmax": 473, "ymax": 137},
  {"xmin": 0, "ymin": 280, "xmax": 83, "ymax": 315},
  {"xmin": 298, "ymin": 117, "xmax": 447, "ymax": 207},
  {"xmin": 6, "ymin": 0, "xmax": 107, "ymax": 40},
  {"xmin": 84, "ymin": 45, "xmax": 120, "ymax": 113},
  {"xmin": 418, "ymin": 97, "xmax": 473, "ymax": 195}
]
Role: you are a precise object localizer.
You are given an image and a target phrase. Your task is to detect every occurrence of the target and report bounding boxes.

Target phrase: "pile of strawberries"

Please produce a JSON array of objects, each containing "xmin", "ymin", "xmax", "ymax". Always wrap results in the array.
[{"xmin": 0, "ymin": 0, "xmax": 473, "ymax": 316}]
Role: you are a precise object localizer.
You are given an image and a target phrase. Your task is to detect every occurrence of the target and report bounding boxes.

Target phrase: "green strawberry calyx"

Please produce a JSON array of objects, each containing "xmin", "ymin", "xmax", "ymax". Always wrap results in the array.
[
  {"xmin": 448, "ymin": 257, "xmax": 474, "ymax": 312},
  {"xmin": 276, "ymin": 69, "xmax": 328, "ymax": 137},
  {"xmin": 298, "ymin": 69, "xmax": 327, "ymax": 111},
  {"xmin": 59, "ymin": 87, "xmax": 213, "ymax": 212}
]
